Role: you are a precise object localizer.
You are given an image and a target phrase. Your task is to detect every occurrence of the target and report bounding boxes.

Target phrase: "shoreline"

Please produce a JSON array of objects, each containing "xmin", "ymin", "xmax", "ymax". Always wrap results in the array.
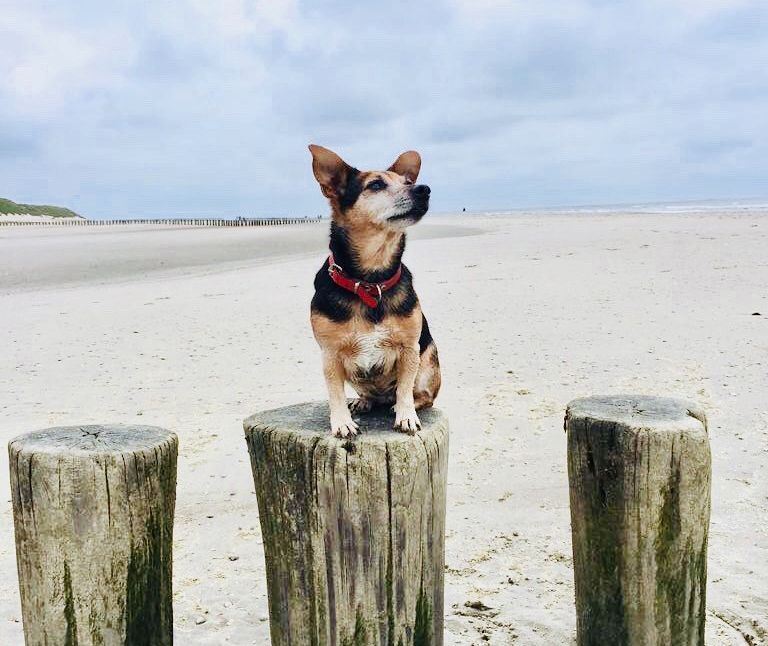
[{"xmin": 0, "ymin": 219, "xmax": 485, "ymax": 295}]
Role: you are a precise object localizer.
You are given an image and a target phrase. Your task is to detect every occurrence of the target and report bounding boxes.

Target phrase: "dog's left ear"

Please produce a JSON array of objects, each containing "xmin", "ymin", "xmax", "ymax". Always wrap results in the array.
[
  {"xmin": 308, "ymin": 144, "xmax": 355, "ymax": 200},
  {"xmin": 388, "ymin": 151, "xmax": 421, "ymax": 182}
]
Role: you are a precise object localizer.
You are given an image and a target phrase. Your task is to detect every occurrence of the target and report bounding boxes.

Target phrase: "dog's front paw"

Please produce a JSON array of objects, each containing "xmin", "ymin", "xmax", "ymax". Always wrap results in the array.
[
  {"xmin": 393, "ymin": 407, "xmax": 421, "ymax": 434},
  {"xmin": 348, "ymin": 398, "xmax": 373, "ymax": 414},
  {"xmin": 330, "ymin": 414, "xmax": 359, "ymax": 438}
]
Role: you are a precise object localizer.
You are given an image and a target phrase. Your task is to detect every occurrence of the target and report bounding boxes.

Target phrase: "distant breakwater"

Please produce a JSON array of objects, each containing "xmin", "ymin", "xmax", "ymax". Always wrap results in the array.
[{"xmin": 0, "ymin": 217, "xmax": 323, "ymax": 227}]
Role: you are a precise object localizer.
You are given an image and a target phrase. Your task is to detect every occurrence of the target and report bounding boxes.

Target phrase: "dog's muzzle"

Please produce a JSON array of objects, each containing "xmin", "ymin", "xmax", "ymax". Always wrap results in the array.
[{"xmin": 388, "ymin": 185, "xmax": 430, "ymax": 222}]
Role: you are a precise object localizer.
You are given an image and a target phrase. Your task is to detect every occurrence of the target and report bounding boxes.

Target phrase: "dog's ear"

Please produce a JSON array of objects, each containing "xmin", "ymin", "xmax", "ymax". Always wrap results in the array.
[
  {"xmin": 308, "ymin": 144, "xmax": 354, "ymax": 199},
  {"xmin": 388, "ymin": 151, "xmax": 421, "ymax": 182}
]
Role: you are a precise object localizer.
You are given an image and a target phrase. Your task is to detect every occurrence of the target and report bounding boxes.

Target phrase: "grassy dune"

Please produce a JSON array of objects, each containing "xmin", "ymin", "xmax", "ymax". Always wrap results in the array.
[{"xmin": 0, "ymin": 197, "xmax": 81, "ymax": 218}]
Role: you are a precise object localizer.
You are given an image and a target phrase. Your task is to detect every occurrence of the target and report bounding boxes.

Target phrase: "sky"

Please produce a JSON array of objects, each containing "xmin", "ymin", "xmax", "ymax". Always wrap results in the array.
[{"xmin": 1, "ymin": 0, "xmax": 766, "ymax": 218}]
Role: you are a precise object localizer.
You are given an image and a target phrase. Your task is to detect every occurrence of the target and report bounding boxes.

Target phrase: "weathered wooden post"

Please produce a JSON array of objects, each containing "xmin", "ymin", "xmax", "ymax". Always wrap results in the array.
[
  {"xmin": 9, "ymin": 424, "xmax": 177, "ymax": 646},
  {"xmin": 565, "ymin": 395, "xmax": 711, "ymax": 646},
  {"xmin": 245, "ymin": 402, "xmax": 449, "ymax": 646}
]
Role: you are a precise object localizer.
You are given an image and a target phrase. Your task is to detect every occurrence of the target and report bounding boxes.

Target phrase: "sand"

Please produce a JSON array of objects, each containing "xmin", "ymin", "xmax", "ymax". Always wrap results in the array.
[
  {"xmin": 0, "ymin": 212, "xmax": 766, "ymax": 644},
  {"xmin": 0, "ymin": 214, "xmax": 85, "ymax": 223}
]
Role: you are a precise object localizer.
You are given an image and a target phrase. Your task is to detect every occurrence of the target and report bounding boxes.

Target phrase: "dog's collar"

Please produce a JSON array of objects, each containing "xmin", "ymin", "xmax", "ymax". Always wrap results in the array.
[{"xmin": 327, "ymin": 253, "xmax": 402, "ymax": 308}]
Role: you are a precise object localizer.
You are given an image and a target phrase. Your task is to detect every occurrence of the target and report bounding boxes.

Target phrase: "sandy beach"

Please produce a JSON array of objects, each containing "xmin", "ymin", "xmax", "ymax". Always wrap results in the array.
[{"xmin": 1, "ymin": 211, "xmax": 766, "ymax": 645}]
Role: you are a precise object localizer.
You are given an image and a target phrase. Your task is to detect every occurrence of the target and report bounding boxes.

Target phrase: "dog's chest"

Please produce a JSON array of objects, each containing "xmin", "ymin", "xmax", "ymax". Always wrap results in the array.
[{"xmin": 351, "ymin": 327, "xmax": 393, "ymax": 373}]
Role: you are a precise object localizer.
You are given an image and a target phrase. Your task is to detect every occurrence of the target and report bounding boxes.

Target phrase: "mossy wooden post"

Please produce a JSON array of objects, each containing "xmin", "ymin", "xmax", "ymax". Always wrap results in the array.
[
  {"xmin": 9, "ymin": 424, "xmax": 177, "ymax": 646},
  {"xmin": 244, "ymin": 402, "xmax": 449, "ymax": 646},
  {"xmin": 565, "ymin": 395, "xmax": 711, "ymax": 646}
]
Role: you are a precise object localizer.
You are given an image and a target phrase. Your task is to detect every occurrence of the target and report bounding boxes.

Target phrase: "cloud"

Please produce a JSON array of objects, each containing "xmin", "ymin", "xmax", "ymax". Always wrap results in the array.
[
  {"xmin": 0, "ymin": 0, "xmax": 766, "ymax": 216},
  {"xmin": 0, "ymin": 8, "xmax": 136, "ymax": 116}
]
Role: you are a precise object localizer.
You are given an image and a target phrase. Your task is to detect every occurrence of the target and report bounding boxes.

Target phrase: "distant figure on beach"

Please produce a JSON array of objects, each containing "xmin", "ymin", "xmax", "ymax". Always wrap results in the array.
[{"xmin": 462, "ymin": 207, "xmax": 466, "ymax": 212}]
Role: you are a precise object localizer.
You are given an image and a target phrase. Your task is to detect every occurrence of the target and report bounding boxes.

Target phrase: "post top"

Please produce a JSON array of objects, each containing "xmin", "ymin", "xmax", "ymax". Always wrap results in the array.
[
  {"xmin": 244, "ymin": 401, "xmax": 448, "ymax": 446},
  {"xmin": 566, "ymin": 395, "xmax": 707, "ymax": 433},
  {"xmin": 8, "ymin": 424, "xmax": 176, "ymax": 456}
]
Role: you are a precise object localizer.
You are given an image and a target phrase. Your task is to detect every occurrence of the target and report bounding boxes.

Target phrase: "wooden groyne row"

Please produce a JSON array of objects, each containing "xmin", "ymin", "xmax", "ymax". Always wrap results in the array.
[{"xmin": 0, "ymin": 217, "xmax": 322, "ymax": 227}]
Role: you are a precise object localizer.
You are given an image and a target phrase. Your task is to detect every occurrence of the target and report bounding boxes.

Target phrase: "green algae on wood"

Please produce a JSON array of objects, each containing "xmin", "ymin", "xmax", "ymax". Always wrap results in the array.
[
  {"xmin": 413, "ymin": 584, "xmax": 433, "ymax": 646},
  {"xmin": 340, "ymin": 608, "xmax": 369, "ymax": 646},
  {"xmin": 245, "ymin": 401, "xmax": 449, "ymax": 646},
  {"xmin": 566, "ymin": 396, "xmax": 711, "ymax": 646},
  {"xmin": 63, "ymin": 560, "xmax": 77, "ymax": 646}
]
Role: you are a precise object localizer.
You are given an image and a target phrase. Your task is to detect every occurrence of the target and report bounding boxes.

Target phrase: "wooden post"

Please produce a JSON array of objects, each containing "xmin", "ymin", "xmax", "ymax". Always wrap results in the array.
[
  {"xmin": 9, "ymin": 424, "xmax": 177, "ymax": 646},
  {"xmin": 244, "ymin": 402, "xmax": 449, "ymax": 646},
  {"xmin": 565, "ymin": 395, "xmax": 711, "ymax": 646}
]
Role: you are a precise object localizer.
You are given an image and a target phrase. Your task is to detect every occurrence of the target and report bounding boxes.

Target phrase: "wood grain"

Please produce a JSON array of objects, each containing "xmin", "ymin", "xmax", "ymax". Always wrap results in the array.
[
  {"xmin": 566, "ymin": 395, "xmax": 711, "ymax": 646},
  {"xmin": 9, "ymin": 424, "xmax": 177, "ymax": 646},
  {"xmin": 245, "ymin": 402, "xmax": 449, "ymax": 646}
]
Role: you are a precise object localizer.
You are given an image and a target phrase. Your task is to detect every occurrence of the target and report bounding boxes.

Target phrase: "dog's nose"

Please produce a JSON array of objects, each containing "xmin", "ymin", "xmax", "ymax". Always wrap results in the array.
[{"xmin": 413, "ymin": 184, "xmax": 431, "ymax": 198}]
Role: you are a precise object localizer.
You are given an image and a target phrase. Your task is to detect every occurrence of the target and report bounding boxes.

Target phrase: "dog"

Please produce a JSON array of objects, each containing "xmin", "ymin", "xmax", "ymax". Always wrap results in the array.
[{"xmin": 308, "ymin": 144, "xmax": 441, "ymax": 437}]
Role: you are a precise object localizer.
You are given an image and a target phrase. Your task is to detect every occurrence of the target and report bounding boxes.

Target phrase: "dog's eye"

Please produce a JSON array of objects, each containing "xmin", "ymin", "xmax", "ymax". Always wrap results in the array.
[{"xmin": 366, "ymin": 179, "xmax": 387, "ymax": 191}]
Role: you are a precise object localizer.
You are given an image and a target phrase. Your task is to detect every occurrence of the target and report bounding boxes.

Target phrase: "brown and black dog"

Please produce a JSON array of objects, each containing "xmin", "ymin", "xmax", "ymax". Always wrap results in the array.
[{"xmin": 308, "ymin": 144, "xmax": 441, "ymax": 437}]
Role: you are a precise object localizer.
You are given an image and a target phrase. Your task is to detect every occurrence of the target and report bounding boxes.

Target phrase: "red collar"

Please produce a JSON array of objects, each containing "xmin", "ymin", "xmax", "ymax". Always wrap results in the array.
[{"xmin": 327, "ymin": 253, "xmax": 402, "ymax": 308}]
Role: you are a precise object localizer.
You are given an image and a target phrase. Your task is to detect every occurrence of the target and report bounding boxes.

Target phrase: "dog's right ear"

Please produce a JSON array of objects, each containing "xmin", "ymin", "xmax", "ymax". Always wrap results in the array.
[
  {"xmin": 388, "ymin": 150, "xmax": 421, "ymax": 183},
  {"xmin": 308, "ymin": 144, "xmax": 354, "ymax": 200}
]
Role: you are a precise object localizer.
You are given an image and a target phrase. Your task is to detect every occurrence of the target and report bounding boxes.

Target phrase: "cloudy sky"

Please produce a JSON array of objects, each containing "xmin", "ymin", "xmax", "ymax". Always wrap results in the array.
[{"xmin": 1, "ymin": 0, "xmax": 766, "ymax": 218}]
